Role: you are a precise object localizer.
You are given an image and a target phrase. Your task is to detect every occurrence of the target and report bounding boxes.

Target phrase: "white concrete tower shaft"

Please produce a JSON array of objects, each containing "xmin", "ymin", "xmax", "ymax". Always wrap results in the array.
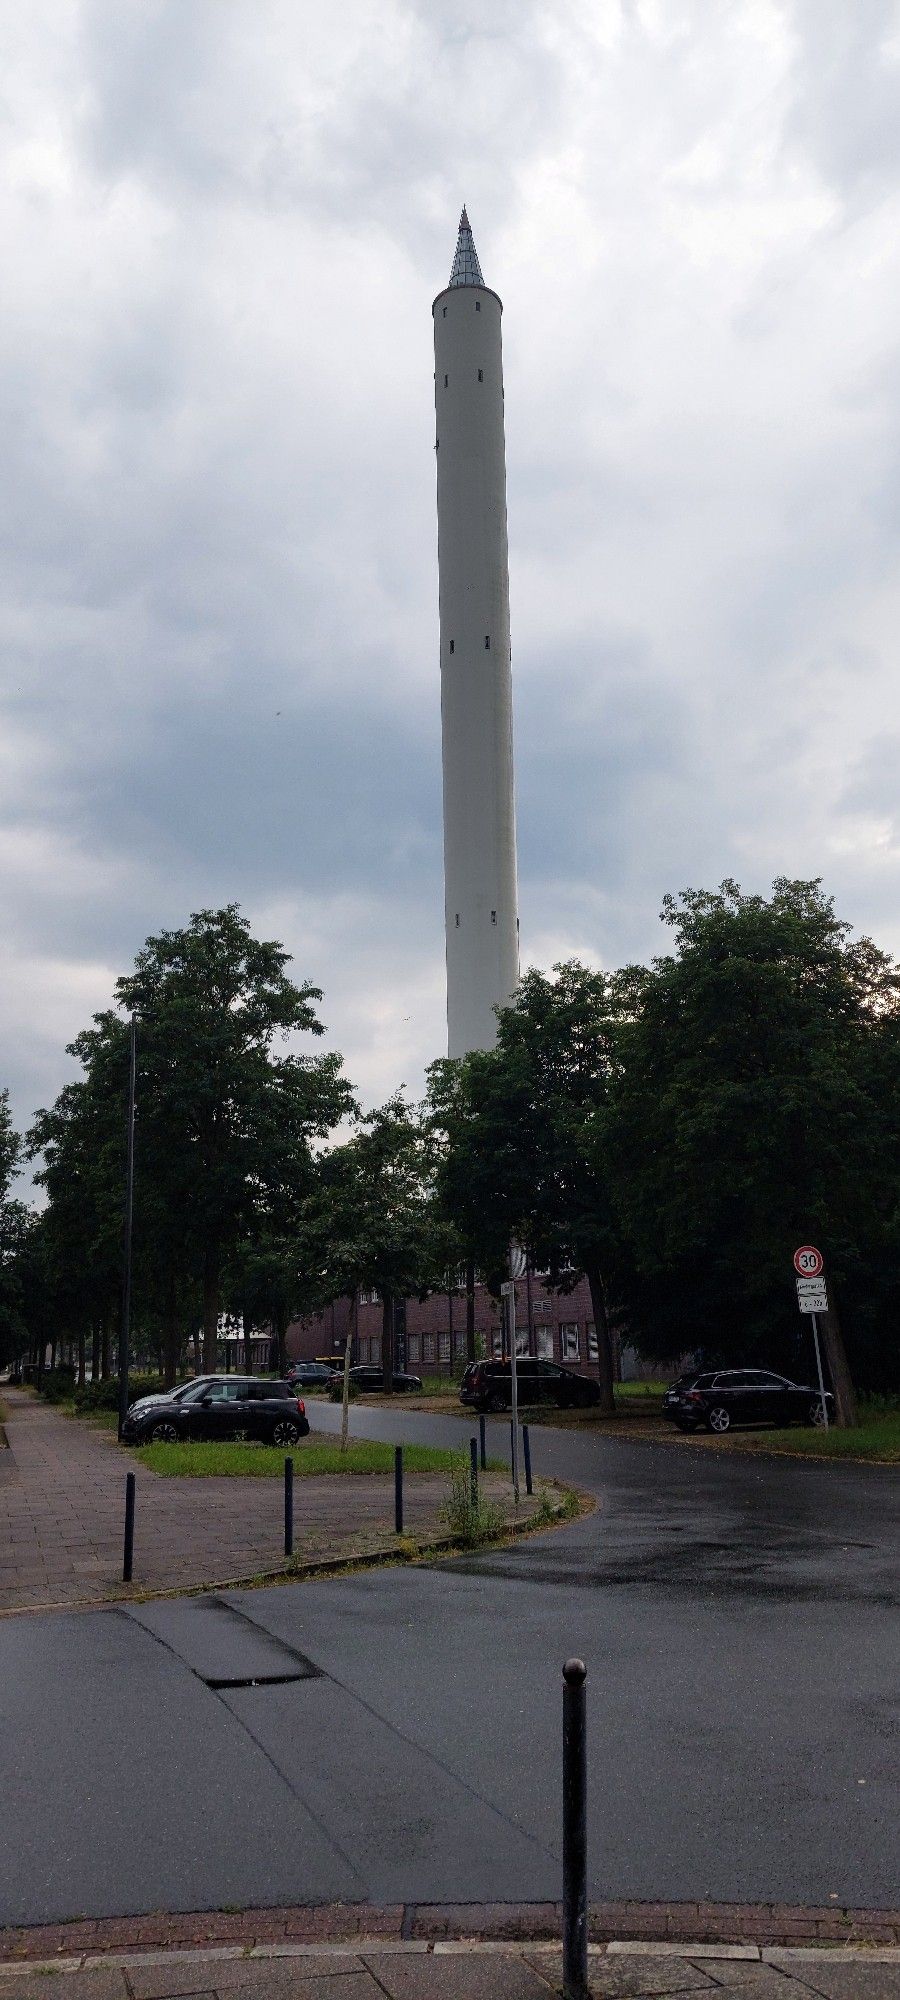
[{"xmin": 433, "ymin": 209, "xmax": 519, "ymax": 1057}]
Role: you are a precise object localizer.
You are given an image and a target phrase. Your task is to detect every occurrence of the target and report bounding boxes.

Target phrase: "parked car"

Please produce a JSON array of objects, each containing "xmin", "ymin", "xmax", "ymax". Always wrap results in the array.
[
  {"xmin": 663, "ymin": 1368, "xmax": 834, "ymax": 1434},
  {"xmin": 463, "ymin": 1358, "xmax": 602, "ymax": 1413},
  {"xmin": 325, "ymin": 1364, "xmax": 423, "ymax": 1394},
  {"xmin": 121, "ymin": 1376, "xmax": 311, "ymax": 1445},
  {"xmin": 287, "ymin": 1362, "xmax": 333, "ymax": 1390}
]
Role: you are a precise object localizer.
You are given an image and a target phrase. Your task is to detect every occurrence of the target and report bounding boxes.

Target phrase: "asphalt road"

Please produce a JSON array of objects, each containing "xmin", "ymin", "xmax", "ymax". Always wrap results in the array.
[{"xmin": 0, "ymin": 1405, "xmax": 896, "ymax": 1926}]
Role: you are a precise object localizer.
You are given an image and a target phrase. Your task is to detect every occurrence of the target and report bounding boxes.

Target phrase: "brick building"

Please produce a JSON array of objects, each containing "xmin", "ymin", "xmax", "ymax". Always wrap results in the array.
[{"xmin": 286, "ymin": 1271, "xmax": 618, "ymax": 1378}]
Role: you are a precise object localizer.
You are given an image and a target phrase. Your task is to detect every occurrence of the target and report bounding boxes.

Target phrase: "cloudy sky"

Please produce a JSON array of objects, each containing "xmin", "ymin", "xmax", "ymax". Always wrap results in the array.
[{"xmin": 3, "ymin": 0, "xmax": 900, "ymax": 1167}]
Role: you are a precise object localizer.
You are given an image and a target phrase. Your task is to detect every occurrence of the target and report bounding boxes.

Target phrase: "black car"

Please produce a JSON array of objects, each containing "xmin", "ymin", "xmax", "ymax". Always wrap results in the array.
[
  {"xmin": 464, "ymin": 1358, "xmax": 602, "ymax": 1413},
  {"xmin": 121, "ymin": 1376, "xmax": 311, "ymax": 1445},
  {"xmin": 325, "ymin": 1364, "xmax": 423, "ymax": 1394},
  {"xmin": 288, "ymin": 1362, "xmax": 333, "ymax": 1390},
  {"xmin": 663, "ymin": 1368, "xmax": 834, "ymax": 1434}
]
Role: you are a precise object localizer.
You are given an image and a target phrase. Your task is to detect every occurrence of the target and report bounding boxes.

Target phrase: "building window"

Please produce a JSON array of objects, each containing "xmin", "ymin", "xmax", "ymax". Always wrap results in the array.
[
  {"xmin": 491, "ymin": 1330, "xmax": 502, "ymax": 1357},
  {"xmin": 453, "ymin": 1327, "xmax": 466, "ymax": 1357},
  {"xmin": 455, "ymin": 913, "xmax": 460, "ymax": 927},
  {"xmin": 588, "ymin": 1323, "xmax": 598, "ymax": 1362},
  {"xmin": 439, "ymin": 1332, "xmax": 451, "ymax": 1362},
  {"xmin": 484, "ymin": 635, "xmax": 490, "ymax": 649},
  {"xmin": 358, "ymin": 1338, "xmax": 369, "ymax": 1363},
  {"xmin": 370, "ymin": 1337, "xmax": 381, "ymax": 1364},
  {"xmin": 537, "ymin": 1325, "xmax": 554, "ymax": 1360},
  {"xmin": 561, "ymin": 1323, "xmax": 580, "ymax": 1362},
  {"xmin": 442, "ymin": 306, "xmax": 447, "ymax": 316},
  {"xmin": 449, "ymin": 639, "xmax": 454, "ymax": 653},
  {"xmin": 444, "ymin": 373, "xmax": 448, "ymax": 387},
  {"xmin": 477, "ymin": 368, "xmax": 483, "ymax": 381},
  {"xmin": 407, "ymin": 1333, "xmax": 420, "ymax": 1366},
  {"xmin": 491, "ymin": 910, "xmax": 496, "ymax": 924},
  {"xmin": 422, "ymin": 1333, "xmax": 435, "ymax": 1365},
  {"xmin": 475, "ymin": 301, "xmax": 481, "ymax": 311}
]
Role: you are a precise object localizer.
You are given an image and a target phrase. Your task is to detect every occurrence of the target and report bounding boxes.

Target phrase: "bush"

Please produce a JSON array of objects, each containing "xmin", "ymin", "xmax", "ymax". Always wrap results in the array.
[
  {"xmin": 74, "ymin": 1374, "xmax": 181, "ymax": 1412},
  {"xmin": 328, "ymin": 1377, "xmax": 358, "ymax": 1403},
  {"xmin": 441, "ymin": 1453, "xmax": 506, "ymax": 1548},
  {"xmin": 39, "ymin": 1368, "xmax": 77, "ymax": 1403}
]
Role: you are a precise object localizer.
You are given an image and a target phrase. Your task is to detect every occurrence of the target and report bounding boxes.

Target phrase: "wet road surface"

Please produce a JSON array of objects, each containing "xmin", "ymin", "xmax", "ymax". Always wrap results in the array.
[{"xmin": 0, "ymin": 1404, "xmax": 895, "ymax": 1925}]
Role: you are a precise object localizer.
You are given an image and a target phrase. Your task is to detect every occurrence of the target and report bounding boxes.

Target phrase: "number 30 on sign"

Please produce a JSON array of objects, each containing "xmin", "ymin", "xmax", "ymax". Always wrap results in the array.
[{"xmin": 793, "ymin": 1245, "xmax": 824, "ymax": 1278}]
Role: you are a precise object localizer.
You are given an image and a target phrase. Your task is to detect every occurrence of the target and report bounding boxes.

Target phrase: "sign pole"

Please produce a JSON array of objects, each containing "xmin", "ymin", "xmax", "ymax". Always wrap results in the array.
[
  {"xmin": 501, "ymin": 1279, "xmax": 520, "ymax": 1506},
  {"xmin": 810, "ymin": 1312, "xmax": 829, "ymax": 1430}
]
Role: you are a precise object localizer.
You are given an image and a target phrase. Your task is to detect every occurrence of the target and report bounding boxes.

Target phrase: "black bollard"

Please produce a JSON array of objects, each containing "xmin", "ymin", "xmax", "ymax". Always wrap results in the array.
[
  {"xmin": 394, "ymin": 1445, "xmax": 404, "ymax": 1534},
  {"xmin": 478, "ymin": 1412, "xmax": 486, "ymax": 1471},
  {"xmin": 562, "ymin": 1658, "xmax": 588, "ymax": 2000},
  {"xmin": 123, "ymin": 1471, "xmax": 136, "ymax": 1583},
  {"xmin": 469, "ymin": 1435, "xmax": 478, "ymax": 1509},
  {"xmin": 284, "ymin": 1455, "xmax": 294, "ymax": 1557},
  {"xmin": 523, "ymin": 1423, "xmax": 533, "ymax": 1496}
]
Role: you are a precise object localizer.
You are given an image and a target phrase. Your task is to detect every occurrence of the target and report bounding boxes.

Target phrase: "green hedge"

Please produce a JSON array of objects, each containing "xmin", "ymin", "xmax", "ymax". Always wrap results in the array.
[{"xmin": 38, "ymin": 1372, "xmax": 184, "ymax": 1411}]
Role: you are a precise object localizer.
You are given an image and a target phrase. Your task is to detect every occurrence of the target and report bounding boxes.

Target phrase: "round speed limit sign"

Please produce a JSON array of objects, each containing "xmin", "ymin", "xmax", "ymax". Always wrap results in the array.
[{"xmin": 794, "ymin": 1245, "xmax": 824, "ymax": 1278}]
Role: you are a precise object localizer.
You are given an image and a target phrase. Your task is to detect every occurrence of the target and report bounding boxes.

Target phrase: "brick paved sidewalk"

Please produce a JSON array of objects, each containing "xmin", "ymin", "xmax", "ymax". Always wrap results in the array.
[
  {"xmin": 0, "ymin": 1389, "xmax": 534, "ymax": 1612},
  {"xmin": 0, "ymin": 1937, "xmax": 898, "ymax": 2000}
]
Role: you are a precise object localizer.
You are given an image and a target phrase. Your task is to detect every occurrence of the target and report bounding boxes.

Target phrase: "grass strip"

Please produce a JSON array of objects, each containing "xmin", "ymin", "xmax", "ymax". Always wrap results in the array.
[{"xmin": 134, "ymin": 1438, "xmax": 505, "ymax": 1478}]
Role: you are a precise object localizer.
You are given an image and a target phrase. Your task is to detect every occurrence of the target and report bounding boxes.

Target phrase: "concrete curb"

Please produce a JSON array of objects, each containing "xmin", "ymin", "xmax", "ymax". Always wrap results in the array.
[{"xmin": 0, "ymin": 1940, "xmax": 899, "ymax": 1980}]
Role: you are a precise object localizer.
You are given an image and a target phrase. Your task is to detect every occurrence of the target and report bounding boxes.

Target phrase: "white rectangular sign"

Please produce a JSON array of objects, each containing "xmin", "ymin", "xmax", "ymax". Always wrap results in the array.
[
  {"xmin": 796, "ymin": 1275, "xmax": 826, "ymax": 1293},
  {"xmin": 798, "ymin": 1292, "xmax": 827, "ymax": 1314}
]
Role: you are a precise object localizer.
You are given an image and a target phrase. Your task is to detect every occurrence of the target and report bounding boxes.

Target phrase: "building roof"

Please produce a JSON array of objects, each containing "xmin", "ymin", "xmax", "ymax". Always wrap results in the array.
[{"xmin": 448, "ymin": 206, "xmax": 484, "ymax": 288}]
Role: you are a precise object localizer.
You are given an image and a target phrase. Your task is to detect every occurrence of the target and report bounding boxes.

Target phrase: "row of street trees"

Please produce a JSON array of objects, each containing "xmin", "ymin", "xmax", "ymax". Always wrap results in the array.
[{"xmin": 2, "ymin": 881, "xmax": 897, "ymax": 1424}]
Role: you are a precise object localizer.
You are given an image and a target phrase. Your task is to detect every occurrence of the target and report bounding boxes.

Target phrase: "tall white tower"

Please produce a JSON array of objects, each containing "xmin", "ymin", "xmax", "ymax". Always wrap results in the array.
[{"xmin": 433, "ymin": 209, "xmax": 519, "ymax": 1058}]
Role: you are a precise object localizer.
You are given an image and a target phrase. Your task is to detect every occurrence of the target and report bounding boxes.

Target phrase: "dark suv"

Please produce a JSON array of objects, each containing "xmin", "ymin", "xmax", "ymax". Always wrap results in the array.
[
  {"xmin": 663, "ymin": 1369, "xmax": 833, "ymax": 1433},
  {"xmin": 121, "ymin": 1376, "xmax": 311, "ymax": 1445},
  {"xmin": 288, "ymin": 1362, "xmax": 333, "ymax": 1390},
  {"xmin": 325, "ymin": 1364, "xmax": 423, "ymax": 1394},
  {"xmin": 463, "ymin": 1359, "xmax": 602, "ymax": 1413}
]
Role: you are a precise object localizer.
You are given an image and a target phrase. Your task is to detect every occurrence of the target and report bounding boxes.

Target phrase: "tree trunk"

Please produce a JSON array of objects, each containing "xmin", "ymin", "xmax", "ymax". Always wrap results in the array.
[
  {"xmin": 465, "ymin": 1259, "xmax": 476, "ymax": 1363},
  {"xmin": 381, "ymin": 1291, "xmax": 394, "ymax": 1393},
  {"xmin": 341, "ymin": 1292, "xmax": 357, "ymax": 1453},
  {"xmin": 91, "ymin": 1323, "xmax": 100, "ymax": 1383},
  {"xmin": 584, "ymin": 1261, "xmax": 615, "ymax": 1416},
  {"xmin": 275, "ymin": 1309, "xmax": 288, "ymax": 1381},
  {"xmin": 202, "ymin": 1244, "xmax": 220, "ymax": 1373},
  {"xmin": 100, "ymin": 1319, "xmax": 110, "ymax": 1380},
  {"xmin": 244, "ymin": 1304, "xmax": 255, "ymax": 1376},
  {"xmin": 162, "ymin": 1270, "xmax": 180, "ymax": 1389},
  {"xmin": 77, "ymin": 1327, "xmax": 86, "ymax": 1390},
  {"xmin": 191, "ymin": 1326, "xmax": 201, "ymax": 1375},
  {"xmin": 819, "ymin": 1297, "xmax": 858, "ymax": 1427}
]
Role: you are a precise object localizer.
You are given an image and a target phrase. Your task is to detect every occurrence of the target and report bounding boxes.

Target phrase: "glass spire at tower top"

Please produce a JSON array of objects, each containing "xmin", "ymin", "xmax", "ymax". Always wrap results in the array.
[{"xmin": 448, "ymin": 206, "xmax": 484, "ymax": 287}]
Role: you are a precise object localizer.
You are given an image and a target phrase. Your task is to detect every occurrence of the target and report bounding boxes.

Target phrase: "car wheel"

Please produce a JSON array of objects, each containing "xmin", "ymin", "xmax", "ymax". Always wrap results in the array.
[
  {"xmin": 272, "ymin": 1419, "xmax": 301, "ymax": 1446},
  {"xmin": 809, "ymin": 1399, "xmax": 828, "ymax": 1427},
  {"xmin": 149, "ymin": 1420, "xmax": 180, "ymax": 1443},
  {"xmin": 707, "ymin": 1405, "xmax": 731, "ymax": 1434},
  {"xmin": 487, "ymin": 1391, "xmax": 507, "ymax": 1413}
]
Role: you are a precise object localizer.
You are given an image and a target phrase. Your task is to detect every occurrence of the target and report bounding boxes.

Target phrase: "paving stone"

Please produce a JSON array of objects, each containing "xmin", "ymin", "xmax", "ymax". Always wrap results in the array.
[
  {"xmin": 525, "ymin": 1950, "xmax": 716, "ymax": 1997},
  {"xmin": 361, "ymin": 1952, "xmax": 554, "ymax": 1998},
  {"xmin": 767, "ymin": 1968, "xmax": 900, "ymax": 2000},
  {"xmin": 0, "ymin": 1974, "xmax": 129, "ymax": 2000}
]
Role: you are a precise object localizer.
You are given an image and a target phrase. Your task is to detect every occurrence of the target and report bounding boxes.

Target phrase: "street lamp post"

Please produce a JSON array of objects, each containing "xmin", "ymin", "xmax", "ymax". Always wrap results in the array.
[{"xmin": 117, "ymin": 1016, "xmax": 137, "ymax": 1441}]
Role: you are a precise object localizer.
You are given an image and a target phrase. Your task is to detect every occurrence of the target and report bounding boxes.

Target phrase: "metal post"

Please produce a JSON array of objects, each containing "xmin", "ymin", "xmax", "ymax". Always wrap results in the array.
[
  {"xmin": 562, "ymin": 1658, "xmax": 588, "ymax": 2000},
  {"xmin": 502, "ymin": 1278, "xmax": 520, "ymax": 1504},
  {"xmin": 479, "ymin": 1412, "xmax": 486, "ymax": 1471},
  {"xmin": 810, "ymin": 1313, "xmax": 829, "ymax": 1430},
  {"xmin": 394, "ymin": 1445, "xmax": 404, "ymax": 1534},
  {"xmin": 469, "ymin": 1436, "xmax": 478, "ymax": 1510},
  {"xmin": 523, "ymin": 1423, "xmax": 533, "ymax": 1496},
  {"xmin": 123, "ymin": 1471, "xmax": 136, "ymax": 1583},
  {"xmin": 284, "ymin": 1456, "xmax": 294, "ymax": 1556},
  {"xmin": 117, "ymin": 1015, "xmax": 137, "ymax": 1441}
]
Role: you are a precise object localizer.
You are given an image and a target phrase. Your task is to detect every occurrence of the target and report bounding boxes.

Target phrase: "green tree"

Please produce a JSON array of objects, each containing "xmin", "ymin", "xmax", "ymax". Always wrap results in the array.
[
  {"xmin": 315, "ymin": 1097, "xmax": 440, "ymax": 1394},
  {"xmin": 609, "ymin": 880, "xmax": 900, "ymax": 1423},
  {"xmin": 428, "ymin": 964, "xmax": 625, "ymax": 1414},
  {"xmin": 110, "ymin": 906, "xmax": 353, "ymax": 1370}
]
